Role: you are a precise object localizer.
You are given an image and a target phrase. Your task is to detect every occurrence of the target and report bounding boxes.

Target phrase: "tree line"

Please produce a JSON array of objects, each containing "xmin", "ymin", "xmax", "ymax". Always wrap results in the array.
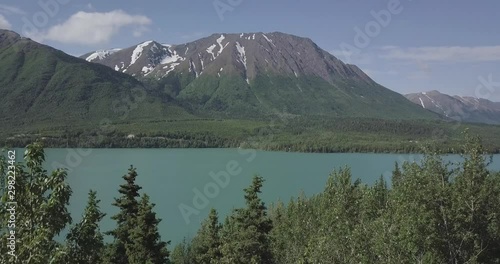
[
  {"xmin": 3, "ymin": 117, "xmax": 500, "ymax": 154},
  {"xmin": 1, "ymin": 132, "xmax": 500, "ymax": 263}
]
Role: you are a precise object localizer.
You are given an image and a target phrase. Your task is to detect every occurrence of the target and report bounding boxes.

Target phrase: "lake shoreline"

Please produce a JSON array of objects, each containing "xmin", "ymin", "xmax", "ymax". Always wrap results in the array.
[{"xmin": 5, "ymin": 143, "xmax": 500, "ymax": 155}]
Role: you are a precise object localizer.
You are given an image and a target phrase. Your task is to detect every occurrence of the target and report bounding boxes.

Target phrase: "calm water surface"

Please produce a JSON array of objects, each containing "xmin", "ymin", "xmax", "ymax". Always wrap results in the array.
[{"xmin": 21, "ymin": 148, "xmax": 500, "ymax": 246}]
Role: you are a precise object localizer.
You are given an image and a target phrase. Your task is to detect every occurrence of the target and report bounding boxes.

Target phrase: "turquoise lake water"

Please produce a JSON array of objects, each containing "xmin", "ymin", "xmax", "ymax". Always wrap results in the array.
[{"xmin": 12, "ymin": 148, "xmax": 500, "ymax": 247}]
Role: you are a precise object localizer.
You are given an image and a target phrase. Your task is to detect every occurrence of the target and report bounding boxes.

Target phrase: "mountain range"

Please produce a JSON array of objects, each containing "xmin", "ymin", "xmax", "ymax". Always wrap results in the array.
[
  {"xmin": 405, "ymin": 91, "xmax": 500, "ymax": 125},
  {"xmin": 80, "ymin": 32, "xmax": 438, "ymax": 119},
  {"xmin": 2, "ymin": 28, "xmax": 500, "ymax": 151},
  {"xmin": 0, "ymin": 29, "xmax": 193, "ymax": 127}
]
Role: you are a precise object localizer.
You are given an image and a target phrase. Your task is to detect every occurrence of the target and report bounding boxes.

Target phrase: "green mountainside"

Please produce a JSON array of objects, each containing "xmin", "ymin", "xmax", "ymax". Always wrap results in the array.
[
  {"xmin": 2, "ymin": 29, "xmax": 500, "ymax": 152},
  {"xmin": 83, "ymin": 32, "xmax": 440, "ymax": 119},
  {"xmin": 0, "ymin": 30, "xmax": 192, "ymax": 131}
]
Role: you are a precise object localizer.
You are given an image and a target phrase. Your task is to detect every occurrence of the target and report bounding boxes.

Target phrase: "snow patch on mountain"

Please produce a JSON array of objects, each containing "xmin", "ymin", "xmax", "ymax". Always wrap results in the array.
[
  {"xmin": 419, "ymin": 97, "xmax": 425, "ymax": 108},
  {"xmin": 235, "ymin": 42, "xmax": 247, "ymax": 70},
  {"xmin": 163, "ymin": 63, "xmax": 180, "ymax": 76},
  {"xmin": 189, "ymin": 59, "xmax": 198, "ymax": 78},
  {"xmin": 150, "ymin": 43, "xmax": 159, "ymax": 52},
  {"xmin": 423, "ymin": 93, "xmax": 445, "ymax": 113},
  {"xmin": 160, "ymin": 49, "xmax": 184, "ymax": 64},
  {"xmin": 216, "ymin": 34, "xmax": 229, "ymax": 56},
  {"xmin": 85, "ymin": 48, "xmax": 121, "ymax": 62},
  {"xmin": 113, "ymin": 62, "xmax": 125, "ymax": 72},
  {"xmin": 131, "ymin": 41, "xmax": 153, "ymax": 66},
  {"xmin": 207, "ymin": 44, "xmax": 216, "ymax": 59},
  {"xmin": 142, "ymin": 65, "xmax": 154, "ymax": 75},
  {"xmin": 198, "ymin": 53, "xmax": 205, "ymax": 73},
  {"xmin": 262, "ymin": 34, "xmax": 276, "ymax": 47}
]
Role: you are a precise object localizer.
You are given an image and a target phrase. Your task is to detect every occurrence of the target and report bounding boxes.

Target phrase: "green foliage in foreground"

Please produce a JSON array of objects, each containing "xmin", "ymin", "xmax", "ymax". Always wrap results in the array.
[
  {"xmin": 173, "ymin": 132, "xmax": 500, "ymax": 263},
  {"xmin": 64, "ymin": 190, "xmax": 106, "ymax": 263},
  {"xmin": 0, "ymin": 144, "xmax": 170, "ymax": 264},
  {"xmin": 1, "ymin": 132, "xmax": 500, "ymax": 263}
]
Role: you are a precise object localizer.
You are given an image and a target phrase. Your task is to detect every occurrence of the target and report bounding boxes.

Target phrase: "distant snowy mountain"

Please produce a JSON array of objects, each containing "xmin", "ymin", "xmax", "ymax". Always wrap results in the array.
[
  {"xmin": 0, "ymin": 29, "xmax": 173, "ymax": 126},
  {"xmin": 84, "ymin": 48, "xmax": 122, "ymax": 62},
  {"xmin": 79, "ymin": 32, "xmax": 438, "ymax": 119},
  {"xmin": 81, "ymin": 32, "xmax": 374, "ymax": 84},
  {"xmin": 81, "ymin": 41, "xmax": 180, "ymax": 76},
  {"xmin": 405, "ymin": 90, "xmax": 500, "ymax": 124}
]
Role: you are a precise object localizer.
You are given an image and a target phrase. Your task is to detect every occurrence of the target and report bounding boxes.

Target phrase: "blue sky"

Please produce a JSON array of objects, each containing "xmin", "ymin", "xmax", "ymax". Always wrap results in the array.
[{"xmin": 1, "ymin": 0, "xmax": 499, "ymax": 101}]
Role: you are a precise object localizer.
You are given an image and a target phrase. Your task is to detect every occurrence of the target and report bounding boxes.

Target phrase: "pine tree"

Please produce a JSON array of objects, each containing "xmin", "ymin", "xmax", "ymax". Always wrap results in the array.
[
  {"xmin": 126, "ymin": 194, "xmax": 170, "ymax": 264},
  {"xmin": 219, "ymin": 215, "xmax": 237, "ymax": 263},
  {"xmin": 191, "ymin": 208, "xmax": 222, "ymax": 264},
  {"xmin": 104, "ymin": 165, "xmax": 142, "ymax": 264},
  {"xmin": 170, "ymin": 238, "xmax": 193, "ymax": 264},
  {"xmin": 221, "ymin": 175, "xmax": 273, "ymax": 264},
  {"xmin": 65, "ymin": 190, "xmax": 106, "ymax": 264}
]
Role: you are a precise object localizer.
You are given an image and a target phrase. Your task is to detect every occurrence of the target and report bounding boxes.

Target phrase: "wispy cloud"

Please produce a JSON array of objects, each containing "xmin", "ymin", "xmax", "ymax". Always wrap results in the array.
[
  {"xmin": 381, "ymin": 45, "xmax": 500, "ymax": 62},
  {"xmin": 0, "ymin": 14, "xmax": 11, "ymax": 29},
  {"xmin": 31, "ymin": 10, "xmax": 152, "ymax": 45},
  {"xmin": 330, "ymin": 49, "xmax": 373, "ymax": 65},
  {"xmin": 0, "ymin": 4, "xmax": 26, "ymax": 15}
]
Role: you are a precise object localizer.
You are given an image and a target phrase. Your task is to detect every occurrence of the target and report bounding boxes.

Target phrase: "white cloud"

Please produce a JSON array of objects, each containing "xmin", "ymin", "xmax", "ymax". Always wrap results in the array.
[
  {"xmin": 381, "ymin": 45, "xmax": 500, "ymax": 62},
  {"xmin": 0, "ymin": 4, "xmax": 26, "ymax": 15},
  {"xmin": 0, "ymin": 14, "xmax": 11, "ymax": 29},
  {"xmin": 133, "ymin": 26, "xmax": 149, "ymax": 37},
  {"xmin": 330, "ymin": 49, "xmax": 373, "ymax": 65},
  {"xmin": 35, "ymin": 10, "xmax": 152, "ymax": 45}
]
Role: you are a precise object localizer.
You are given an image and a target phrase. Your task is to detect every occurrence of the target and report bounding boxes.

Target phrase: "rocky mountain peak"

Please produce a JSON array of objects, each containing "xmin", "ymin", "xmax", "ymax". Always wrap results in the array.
[
  {"xmin": 81, "ymin": 32, "xmax": 374, "ymax": 85},
  {"xmin": 405, "ymin": 91, "xmax": 500, "ymax": 124}
]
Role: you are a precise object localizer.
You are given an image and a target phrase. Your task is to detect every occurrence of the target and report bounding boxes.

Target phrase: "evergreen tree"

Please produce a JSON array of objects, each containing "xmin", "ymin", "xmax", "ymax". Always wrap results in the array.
[
  {"xmin": 170, "ymin": 238, "xmax": 193, "ymax": 264},
  {"xmin": 219, "ymin": 215, "xmax": 237, "ymax": 263},
  {"xmin": 126, "ymin": 194, "xmax": 170, "ymax": 264},
  {"xmin": 191, "ymin": 208, "xmax": 222, "ymax": 264},
  {"xmin": 104, "ymin": 165, "xmax": 142, "ymax": 264},
  {"xmin": 65, "ymin": 190, "xmax": 106, "ymax": 264},
  {"xmin": 221, "ymin": 175, "xmax": 273, "ymax": 264}
]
